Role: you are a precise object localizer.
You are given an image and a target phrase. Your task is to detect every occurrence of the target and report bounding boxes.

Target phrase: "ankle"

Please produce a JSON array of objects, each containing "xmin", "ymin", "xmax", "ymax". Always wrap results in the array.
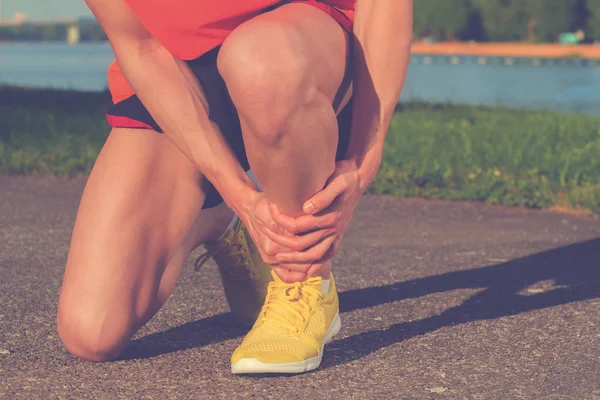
[{"xmin": 317, "ymin": 261, "xmax": 332, "ymax": 280}]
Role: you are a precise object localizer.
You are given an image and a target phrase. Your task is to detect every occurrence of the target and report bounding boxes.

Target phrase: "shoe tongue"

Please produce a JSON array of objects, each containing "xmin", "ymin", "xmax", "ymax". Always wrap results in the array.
[
  {"xmin": 269, "ymin": 273, "xmax": 323, "ymax": 302},
  {"xmin": 219, "ymin": 229, "xmax": 237, "ymax": 249},
  {"xmin": 266, "ymin": 272, "xmax": 323, "ymax": 323}
]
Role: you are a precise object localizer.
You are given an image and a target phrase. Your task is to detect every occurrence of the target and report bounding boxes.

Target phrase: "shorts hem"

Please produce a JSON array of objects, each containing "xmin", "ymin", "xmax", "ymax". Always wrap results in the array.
[{"xmin": 106, "ymin": 114, "xmax": 155, "ymax": 130}]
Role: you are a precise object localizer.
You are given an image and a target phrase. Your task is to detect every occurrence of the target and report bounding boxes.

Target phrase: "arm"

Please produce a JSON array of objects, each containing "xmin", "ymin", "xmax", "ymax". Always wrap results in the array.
[
  {"xmin": 85, "ymin": 0, "xmax": 255, "ymax": 215},
  {"xmin": 347, "ymin": 0, "xmax": 413, "ymax": 190}
]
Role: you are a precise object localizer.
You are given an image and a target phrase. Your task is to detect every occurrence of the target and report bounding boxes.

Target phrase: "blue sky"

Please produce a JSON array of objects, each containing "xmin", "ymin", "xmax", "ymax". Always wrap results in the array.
[{"xmin": 1, "ymin": 0, "xmax": 93, "ymax": 20}]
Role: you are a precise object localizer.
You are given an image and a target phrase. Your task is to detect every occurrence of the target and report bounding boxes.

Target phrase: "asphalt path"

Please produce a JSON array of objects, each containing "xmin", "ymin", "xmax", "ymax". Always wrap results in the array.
[{"xmin": 1, "ymin": 175, "xmax": 599, "ymax": 399}]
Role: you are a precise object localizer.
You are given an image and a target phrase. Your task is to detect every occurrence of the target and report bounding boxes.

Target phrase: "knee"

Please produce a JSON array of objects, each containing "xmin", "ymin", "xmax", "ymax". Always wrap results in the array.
[
  {"xmin": 218, "ymin": 23, "xmax": 316, "ymax": 144},
  {"xmin": 57, "ymin": 295, "xmax": 132, "ymax": 362}
]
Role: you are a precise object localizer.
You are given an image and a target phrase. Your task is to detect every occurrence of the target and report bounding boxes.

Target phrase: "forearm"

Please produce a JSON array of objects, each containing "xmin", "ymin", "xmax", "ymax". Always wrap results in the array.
[
  {"xmin": 111, "ymin": 42, "xmax": 255, "ymax": 213},
  {"xmin": 347, "ymin": 0, "xmax": 413, "ymax": 191}
]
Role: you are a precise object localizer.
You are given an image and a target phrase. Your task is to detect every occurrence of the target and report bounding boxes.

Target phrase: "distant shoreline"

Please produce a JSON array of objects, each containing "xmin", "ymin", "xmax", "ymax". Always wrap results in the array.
[
  {"xmin": 2, "ymin": 40, "xmax": 600, "ymax": 59},
  {"xmin": 0, "ymin": 40, "xmax": 108, "ymax": 45},
  {"xmin": 411, "ymin": 42, "xmax": 600, "ymax": 59}
]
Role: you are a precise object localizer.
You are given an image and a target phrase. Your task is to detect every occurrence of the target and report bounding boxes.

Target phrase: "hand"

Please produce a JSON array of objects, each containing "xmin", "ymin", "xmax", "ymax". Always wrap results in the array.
[
  {"xmin": 238, "ymin": 190, "xmax": 312, "ymax": 282},
  {"xmin": 264, "ymin": 160, "xmax": 363, "ymax": 276}
]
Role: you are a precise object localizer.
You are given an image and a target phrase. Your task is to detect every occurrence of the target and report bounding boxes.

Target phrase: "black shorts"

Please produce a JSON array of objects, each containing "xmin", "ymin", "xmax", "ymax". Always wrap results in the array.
[{"xmin": 106, "ymin": 46, "xmax": 352, "ymax": 209}]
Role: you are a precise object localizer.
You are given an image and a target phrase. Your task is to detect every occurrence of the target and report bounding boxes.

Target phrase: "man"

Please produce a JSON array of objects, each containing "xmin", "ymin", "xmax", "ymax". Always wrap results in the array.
[{"xmin": 57, "ymin": 0, "xmax": 413, "ymax": 374}]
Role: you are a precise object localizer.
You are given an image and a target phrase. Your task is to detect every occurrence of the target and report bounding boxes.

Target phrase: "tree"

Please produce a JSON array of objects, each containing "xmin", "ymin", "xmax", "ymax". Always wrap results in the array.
[
  {"xmin": 41, "ymin": 24, "xmax": 56, "ymax": 41},
  {"xmin": 471, "ymin": 0, "xmax": 530, "ymax": 41},
  {"xmin": 526, "ymin": 0, "xmax": 582, "ymax": 42},
  {"xmin": 585, "ymin": 0, "xmax": 600, "ymax": 41},
  {"xmin": 571, "ymin": 0, "xmax": 590, "ymax": 33},
  {"xmin": 414, "ymin": 0, "xmax": 475, "ymax": 40},
  {"xmin": 78, "ymin": 22, "xmax": 108, "ymax": 41}
]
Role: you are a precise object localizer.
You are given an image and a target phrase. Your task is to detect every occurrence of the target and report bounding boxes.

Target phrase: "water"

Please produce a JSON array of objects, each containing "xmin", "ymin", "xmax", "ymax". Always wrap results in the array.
[
  {"xmin": 2, "ymin": 42, "xmax": 600, "ymax": 115},
  {"xmin": 0, "ymin": 42, "xmax": 114, "ymax": 92},
  {"xmin": 403, "ymin": 56, "xmax": 600, "ymax": 115}
]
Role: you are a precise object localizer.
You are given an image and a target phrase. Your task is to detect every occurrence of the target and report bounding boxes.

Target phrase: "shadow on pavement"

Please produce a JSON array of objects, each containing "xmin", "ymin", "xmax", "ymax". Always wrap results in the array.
[
  {"xmin": 122, "ymin": 238, "xmax": 600, "ymax": 366},
  {"xmin": 119, "ymin": 313, "xmax": 247, "ymax": 361}
]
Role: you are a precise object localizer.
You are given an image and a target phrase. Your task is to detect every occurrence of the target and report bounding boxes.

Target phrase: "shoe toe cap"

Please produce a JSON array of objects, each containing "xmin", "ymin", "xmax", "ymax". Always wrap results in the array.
[{"xmin": 231, "ymin": 349, "xmax": 305, "ymax": 365}]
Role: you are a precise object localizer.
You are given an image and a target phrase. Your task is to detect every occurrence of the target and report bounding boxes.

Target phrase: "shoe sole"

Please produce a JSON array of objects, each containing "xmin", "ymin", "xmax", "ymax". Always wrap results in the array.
[{"xmin": 231, "ymin": 312, "xmax": 341, "ymax": 375}]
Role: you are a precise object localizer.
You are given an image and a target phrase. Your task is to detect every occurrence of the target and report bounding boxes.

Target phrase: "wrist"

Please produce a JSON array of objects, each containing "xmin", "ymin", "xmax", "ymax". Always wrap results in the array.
[
  {"xmin": 357, "ymin": 166, "xmax": 377, "ymax": 193},
  {"xmin": 224, "ymin": 186, "xmax": 256, "ymax": 218},
  {"xmin": 210, "ymin": 170, "xmax": 260, "ymax": 217},
  {"xmin": 349, "ymin": 155, "xmax": 381, "ymax": 193}
]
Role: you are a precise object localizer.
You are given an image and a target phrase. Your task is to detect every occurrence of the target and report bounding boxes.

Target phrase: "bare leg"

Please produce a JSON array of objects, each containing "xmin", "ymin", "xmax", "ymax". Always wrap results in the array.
[
  {"xmin": 218, "ymin": 3, "xmax": 351, "ymax": 278},
  {"xmin": 57, "ymin": 128, "xmax": 231, "ymax": 361}
]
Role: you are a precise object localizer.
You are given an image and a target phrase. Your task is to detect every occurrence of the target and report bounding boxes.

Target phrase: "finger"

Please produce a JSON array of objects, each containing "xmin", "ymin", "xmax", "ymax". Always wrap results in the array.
[
  {"xmin": 306, "ymin": 262, "xmax": 324, "ymax": 277},
  {"xmin": 275, "ymin": 235, "xmax": 336, "ymax": 263},
  {"xmin": 260, "ymin": 235, "xmax": 291, "ymax": 257},
  {"xmin": 269, "ymin": 204, "xmax": 299, "ymax": 234},
  {"xmin": 307, "ymin": 244, "xmax": 337, "ymax": 276},
  {"xmin": 263, "ymin": 225, "xmax": 336, "ymax": 251},
  {"xmin": 272, "ymin": 267, "xmax": 307, "ymax": 283},
  {"xmin": 269, "ymin": 261, "xmax": 312, "ymax": 273},
  {"xmin": 303, "ymin": 176, "xmax": 348, "ymax": 215},
  {"xmin": 271, "ymin": 202, "xmax": 340, "ymax": 234},
  {"xmin": 258, "ymin": 247, "xmax": 310, "ymax": 272},
  {"xmin": 285, "ymin": 212, "xmax": 340, "ymax": 234},
  {"xmin": 254, "ymin": 200, "xmax": 285, "ymax": 234}
]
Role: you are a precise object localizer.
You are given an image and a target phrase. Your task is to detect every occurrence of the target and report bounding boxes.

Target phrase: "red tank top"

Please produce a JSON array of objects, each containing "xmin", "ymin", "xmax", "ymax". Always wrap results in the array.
[{"xmin": 109, "ymin": 0, "xmax": 355, "ymax": 102}]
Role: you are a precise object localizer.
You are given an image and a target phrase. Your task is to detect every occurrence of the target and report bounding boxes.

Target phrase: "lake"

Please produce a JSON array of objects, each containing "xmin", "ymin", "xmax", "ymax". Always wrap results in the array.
[{"xmin": 2, "ymin": 42, "xmax": 600, "ymax": 115}]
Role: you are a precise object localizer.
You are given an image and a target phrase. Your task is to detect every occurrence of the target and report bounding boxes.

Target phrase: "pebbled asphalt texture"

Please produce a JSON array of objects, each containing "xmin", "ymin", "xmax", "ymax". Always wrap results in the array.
[{"xmin": 1, "ymin": 175, "xmax": 599, "ymax": 399}]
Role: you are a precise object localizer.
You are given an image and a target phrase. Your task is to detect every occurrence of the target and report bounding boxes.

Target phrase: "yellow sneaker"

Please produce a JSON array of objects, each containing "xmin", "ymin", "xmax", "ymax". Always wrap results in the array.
[
  {"xmin": 194, "ymin": 218, "xmax": 273, "ymax": 326},
  {"xmin": 231, "ymin": 271, "xmax": 341, "ymax": 374}
]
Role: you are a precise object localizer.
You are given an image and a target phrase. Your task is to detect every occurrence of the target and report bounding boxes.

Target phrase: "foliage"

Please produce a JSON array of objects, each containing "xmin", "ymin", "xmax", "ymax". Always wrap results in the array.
[
  {"xmin": 0, "ymin": 22, "xmax": 106, "ymax": 42},
  {"xmin": 415, "ymin": 0, "xmax": 600, "ymax": 42},
  {"xmin": 414, "ymin": 0, "xmax": 476, "ymax": 40}
]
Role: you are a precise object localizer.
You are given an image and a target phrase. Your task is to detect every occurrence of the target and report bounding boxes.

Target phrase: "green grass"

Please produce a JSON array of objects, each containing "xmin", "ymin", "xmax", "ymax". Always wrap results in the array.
[
  {"xmin": 0, "ymin": 87, "xmax": 109, "ymax": 175},
  {"xmin": 373, "ymin": 103, "xmax": 600, "ymax": 215},
  {"xmin": 1, "ymin": 87, "xmax": 599, "ymax": 215}
]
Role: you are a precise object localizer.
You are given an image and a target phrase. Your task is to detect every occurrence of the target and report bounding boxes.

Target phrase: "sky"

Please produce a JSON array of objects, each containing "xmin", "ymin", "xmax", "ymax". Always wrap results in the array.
[{"xmin": 1, "ymin": 0, "xmax": 93, "ymax": 20}]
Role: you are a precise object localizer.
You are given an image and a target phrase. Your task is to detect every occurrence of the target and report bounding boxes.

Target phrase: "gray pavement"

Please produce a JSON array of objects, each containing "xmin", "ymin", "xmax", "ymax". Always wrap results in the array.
[{"xmin": 1, "ymin": 175, "xmax": 600, "ymax": 399}]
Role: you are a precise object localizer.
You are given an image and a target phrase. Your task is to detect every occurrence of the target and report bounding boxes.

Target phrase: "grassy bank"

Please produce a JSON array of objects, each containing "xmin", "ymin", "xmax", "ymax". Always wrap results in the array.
[
  {"xmin": 0, "ymin": 87, "xmax": 109, "ymax": 175},
  {"xmin": 373, "ymin": 103, "xmax": 600, "ymax": 215},
  {"xmin": 1, "ymin": 87, "xmax": 599, "ymax": 215}
]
